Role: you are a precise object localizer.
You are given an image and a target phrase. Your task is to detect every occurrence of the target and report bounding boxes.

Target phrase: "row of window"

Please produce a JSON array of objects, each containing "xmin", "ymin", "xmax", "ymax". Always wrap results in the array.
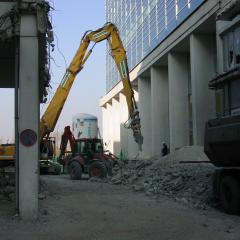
[
  {"xmin": 106, "ymin": 0, "xmax": 204, "ymax": 92},
  {"xmin": 218, "ymin": 23, "xmax": 240, "ymax": 117},
  {"xmin": 223, "ymin": 24, "xmax": 240, "ymax": 71}
]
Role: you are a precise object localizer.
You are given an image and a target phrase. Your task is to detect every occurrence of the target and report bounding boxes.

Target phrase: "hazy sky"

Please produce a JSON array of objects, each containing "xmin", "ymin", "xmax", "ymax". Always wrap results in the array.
[{"xmin": 0, "ymin": 0, "xmax": 106, "ymax": 142}]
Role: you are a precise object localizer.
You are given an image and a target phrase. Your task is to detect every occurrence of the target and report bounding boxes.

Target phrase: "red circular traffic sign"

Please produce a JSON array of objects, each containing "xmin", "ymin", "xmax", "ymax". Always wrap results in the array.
[{"xmin": 20, "ymin": 129, "xmax": 37, "ymax": 147}]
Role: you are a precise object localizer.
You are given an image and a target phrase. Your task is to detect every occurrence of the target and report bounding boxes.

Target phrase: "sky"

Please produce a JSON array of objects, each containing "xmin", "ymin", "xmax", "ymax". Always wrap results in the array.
[{"xmin": 0, "ymin": 0, "xmax": 106, "ymax": 143}]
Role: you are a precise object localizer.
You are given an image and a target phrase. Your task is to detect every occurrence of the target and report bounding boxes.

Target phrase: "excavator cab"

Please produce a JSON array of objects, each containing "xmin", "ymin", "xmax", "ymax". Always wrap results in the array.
[
  {"xmin": 74, "ymin": 139, "xmax": 104, "ymax": 155},
  {"xmin": 74, "ymin": 139, "xmax": 105, "ymax": 164},
  {"xmin": 75, "ymin": 139, "xmax": 93, "ymax": 161}
]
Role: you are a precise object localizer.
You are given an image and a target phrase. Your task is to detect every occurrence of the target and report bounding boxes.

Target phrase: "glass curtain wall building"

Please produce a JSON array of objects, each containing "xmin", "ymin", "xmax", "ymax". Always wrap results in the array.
[{"xmin": 106, "ymin": 0, "xmax": 205, "ymax": 92}]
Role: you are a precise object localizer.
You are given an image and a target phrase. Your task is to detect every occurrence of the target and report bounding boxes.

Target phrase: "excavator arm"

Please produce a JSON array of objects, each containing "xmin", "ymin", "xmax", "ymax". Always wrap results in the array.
[
  {"xmin": 40, "ymin": 23, "xmax": 143, "ymax": 150},
  {"xmin": 58, "ymin": 126, "xmax": 76, "ymax": 164}
]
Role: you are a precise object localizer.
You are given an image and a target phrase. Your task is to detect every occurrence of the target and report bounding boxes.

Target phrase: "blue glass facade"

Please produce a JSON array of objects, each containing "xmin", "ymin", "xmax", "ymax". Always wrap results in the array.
[{"xmin": 106, "ymin": 0, "xmax": 205, "ymax": 92}]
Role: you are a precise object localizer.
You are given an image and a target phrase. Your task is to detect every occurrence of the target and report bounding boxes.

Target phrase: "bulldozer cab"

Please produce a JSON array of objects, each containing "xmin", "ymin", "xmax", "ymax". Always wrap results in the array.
[{"xmin": 75, "ymin": 139, "xmax": 103, "ymax": 158}]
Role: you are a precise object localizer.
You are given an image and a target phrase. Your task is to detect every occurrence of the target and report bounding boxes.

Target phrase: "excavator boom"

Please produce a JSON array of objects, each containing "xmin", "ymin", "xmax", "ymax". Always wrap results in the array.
[{"xmin": 40, "ymin": 23, "xmax": 143, "ymax": 150}]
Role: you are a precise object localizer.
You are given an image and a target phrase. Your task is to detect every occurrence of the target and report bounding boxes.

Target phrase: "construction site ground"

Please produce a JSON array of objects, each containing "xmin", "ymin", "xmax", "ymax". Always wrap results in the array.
[{"xmin": 0, "ymin": 174, "xmax": 240, "ymax": 240}]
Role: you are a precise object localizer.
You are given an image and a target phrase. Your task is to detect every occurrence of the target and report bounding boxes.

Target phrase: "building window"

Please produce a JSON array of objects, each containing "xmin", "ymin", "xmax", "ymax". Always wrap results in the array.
[
  {"xmin": 223, "ymin": 24, "xmax": 240, "ymax": 71},
  {"xmin": 221, "ymin": 79, "xmax": 240, "ymax": 117},
  {"xmin": 230, "ymin": 79, "xmax": 240, "ymax": 115},
  {"xmin": 105, "ymin": 0, "xmax": 205, "ymax": 92}
]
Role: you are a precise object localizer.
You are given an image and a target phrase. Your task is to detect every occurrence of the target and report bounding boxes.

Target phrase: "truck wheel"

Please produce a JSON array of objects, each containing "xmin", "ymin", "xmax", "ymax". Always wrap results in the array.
[
  {"xmin": 220, "ymin": 176, "xmax": 240, "ymax": 214},
  {"xmin": 89, "ymin": 161, "xmax": 107, "ymax": 179},
  {"xmin": 69, "ymin": 161, "xmax": 82, "ymax": 180}
]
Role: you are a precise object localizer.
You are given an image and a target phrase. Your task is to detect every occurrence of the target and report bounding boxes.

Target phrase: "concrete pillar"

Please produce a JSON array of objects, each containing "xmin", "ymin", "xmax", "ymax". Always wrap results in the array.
[
  {"xmin": 216, "ymin": 21, "xmax": 225, "ymax": 73},
  {"xmin": 18, "ymin": 15, "xmax": 39, "ymax": 220},
  {"xmin": 128, "ymin": 89, "xmax": 139, "ymax": 159},
  {"xmin": 168, "ymin": 52, "xmax": 189, "ymax": 152},
  {"xmin": 151, "ymin": 66, "xmax": 169, "ymax": 158},
  {"xmin": 119, "ymin": 91, "xmax": 139, "ymax": 159},
  {"xmin": 112, "ymin": 98, "xmax": 121, "ymax": 156},
  {"xmin": 190, "ymin": 34, "xmax": 216, "ymax": 145},
  {"xmin": 102, "ymin": 105, "xmax": 108, "ymax": 147},
  {"xmin": 138, "ymin": 77, "xmax": 152, "ymax": 159},
  {"xmin": 119, "ymin": 93, "xmax": 129, "ymax": 158},
  {"xmin": 104, "ymin": 103, "xmax": 113, "ymax": 153}
]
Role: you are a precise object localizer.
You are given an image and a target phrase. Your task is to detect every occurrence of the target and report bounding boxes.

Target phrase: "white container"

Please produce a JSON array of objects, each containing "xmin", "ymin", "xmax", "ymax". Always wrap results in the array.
[{"xmin": 72, "ymin": 113, "xmax": 98, "ymax": 139}]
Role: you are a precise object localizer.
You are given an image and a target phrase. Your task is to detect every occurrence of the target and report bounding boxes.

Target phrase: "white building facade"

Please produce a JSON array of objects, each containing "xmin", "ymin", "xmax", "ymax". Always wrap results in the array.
[{"xmin": 101, "ymin": 0, "xmax": 239, "ymax": 159}]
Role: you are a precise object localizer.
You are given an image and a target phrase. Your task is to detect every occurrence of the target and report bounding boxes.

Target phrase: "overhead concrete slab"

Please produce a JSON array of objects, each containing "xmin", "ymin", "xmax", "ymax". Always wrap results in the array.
[
  {"xmin": 0, "ymin": 1, "xmax": 52, "ymax": 102},
  {"xmin": 0, "ymin": 1, "xmax": 16, "ymax": 88},
  {"xmin": 0, "ymin": 40, "xmax": 15, "ymax": 88}
]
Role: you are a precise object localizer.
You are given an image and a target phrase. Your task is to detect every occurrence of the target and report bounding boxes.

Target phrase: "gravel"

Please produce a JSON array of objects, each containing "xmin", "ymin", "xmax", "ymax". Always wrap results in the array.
[
  {"xmin": 110, "ymin": 146, "xmax": 217, "ymax": 210},
  {"xmin": 2, "ymin": 175, "xmax": 240, "ymax": 240},
  {"xmin": 0, "ymin": 168, "xmax": 15, "ymax": 203},
  {"xmin": 0, "ymin": 146, "xmax": 218, "ymax": 210}
]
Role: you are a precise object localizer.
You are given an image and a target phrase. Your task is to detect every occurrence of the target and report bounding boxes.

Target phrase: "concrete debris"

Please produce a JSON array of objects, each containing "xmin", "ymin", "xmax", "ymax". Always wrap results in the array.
[
  {"xmin": 0, "ymin": 172, "xmax": 15, "ymax": 187},
  {"xmin": 0, "ymin": 186, "xmax": 15, "ymax": 202},
  {"xmin": 0, "ymin": 171, "xmax": 15, "ymax": 202},
  {"xmin": 111, "ymin": 146, "xmax": 216, "ymax": 210}
]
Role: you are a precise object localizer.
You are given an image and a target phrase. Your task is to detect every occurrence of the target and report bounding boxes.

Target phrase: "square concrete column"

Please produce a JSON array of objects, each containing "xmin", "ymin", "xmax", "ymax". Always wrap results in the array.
[
  {"xmin": 112, "ymin": 98, "xmax": 121, "ymax": 156},
  {"xmin": 102, "ymin": 105, "xmax": 109, "ymax": 148},
  {"xmin": 127, "ymin": 90, "xmax": 139, "ymax": 159},
  {"xmin": 168, "ymin": 52, "xmax": 189, "ymax": 152},
  {"xmin": 216, "ymin": 21, "xmax": 225, "ymax": 73},
  {"xmin": 138, "ymin": 77, "xmax": 152, "ymax": 159},
  {"xmin": 119, "ymin": 93, "xmax": 129, "ymax": 158},
  {"xmin": 119, "ymin": 91, "xmax": 139, "ymax": 159},
  {"xmin": 151, "ymin": 66, "xmax": 169, "ymax": 158},
  {"xmin": 103, "ymin": 103, "xmax": 113, "ymax": 153},
  {"xmin": 190, "ymin": 34, "xmax": 216, "ymax": 145},
  {"xmin": 18, "ymin": 15, "xmax": 39, "ymax": 220}
]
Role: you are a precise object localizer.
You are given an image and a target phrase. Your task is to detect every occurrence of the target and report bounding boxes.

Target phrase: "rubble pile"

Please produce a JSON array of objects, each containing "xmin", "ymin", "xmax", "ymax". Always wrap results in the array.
[
  {"xmin": 0, "ymin": 171, "xmax": 15, "ymax": 202},
  {"xmin": 111, "ymin": 146, "xmax": 216, "ymax": 210}
]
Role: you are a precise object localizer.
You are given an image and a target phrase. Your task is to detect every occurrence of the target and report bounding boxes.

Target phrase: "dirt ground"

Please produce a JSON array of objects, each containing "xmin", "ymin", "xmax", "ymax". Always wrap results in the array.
[{"xmin": 0, "ymin": 175, "xmax": 240, "ymax": 240}]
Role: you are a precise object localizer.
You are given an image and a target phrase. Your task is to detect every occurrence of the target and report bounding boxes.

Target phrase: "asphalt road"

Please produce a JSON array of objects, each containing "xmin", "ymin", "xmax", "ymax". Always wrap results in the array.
[{"xmin": 0, "ymin": 175, "xmax": 240, "ymax": 240}]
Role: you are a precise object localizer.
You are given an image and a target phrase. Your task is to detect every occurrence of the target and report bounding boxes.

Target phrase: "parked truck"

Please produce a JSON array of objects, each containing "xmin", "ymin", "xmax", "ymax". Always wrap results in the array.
[
  {"xmin": 204, "ymin": 67, "xmax": 240, "ymax": 214},
  {"xmin": 204, "ymin": 4, "xmax": 240, "ymax": 214}
]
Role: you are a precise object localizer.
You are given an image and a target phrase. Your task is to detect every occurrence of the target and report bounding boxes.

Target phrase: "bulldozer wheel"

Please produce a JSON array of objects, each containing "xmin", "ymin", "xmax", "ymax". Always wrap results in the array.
[
  {"xmin": 89, "ymin": 161, "xmax": 107, "ymax": 179},
  {"xmin": 220, "ymin": 176, "xmax": 240, "ymax": 214},
  {"xmin": 69, "ymin": 161, "xmax": 82, "ymax": 180}
]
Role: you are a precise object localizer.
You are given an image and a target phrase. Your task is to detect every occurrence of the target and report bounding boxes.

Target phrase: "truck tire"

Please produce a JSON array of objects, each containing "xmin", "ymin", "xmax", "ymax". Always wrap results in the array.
[
  {"xmin": 220, "ymin": 176, "xmax": 240, "ymax": 214},
  {"xmin": 89, "ymin": 161, "xmax": 107, "ymax": 179},
  {"xmin": 69, "ymin": 161, "xmax": 82, "ymax": 180}
]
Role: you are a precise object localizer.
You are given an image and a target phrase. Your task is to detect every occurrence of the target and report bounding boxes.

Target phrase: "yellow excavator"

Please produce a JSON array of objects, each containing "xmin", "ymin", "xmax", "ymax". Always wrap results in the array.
[{"xmin": 0, "ymin": 22, "xmax": 143, "ymax": 170}]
